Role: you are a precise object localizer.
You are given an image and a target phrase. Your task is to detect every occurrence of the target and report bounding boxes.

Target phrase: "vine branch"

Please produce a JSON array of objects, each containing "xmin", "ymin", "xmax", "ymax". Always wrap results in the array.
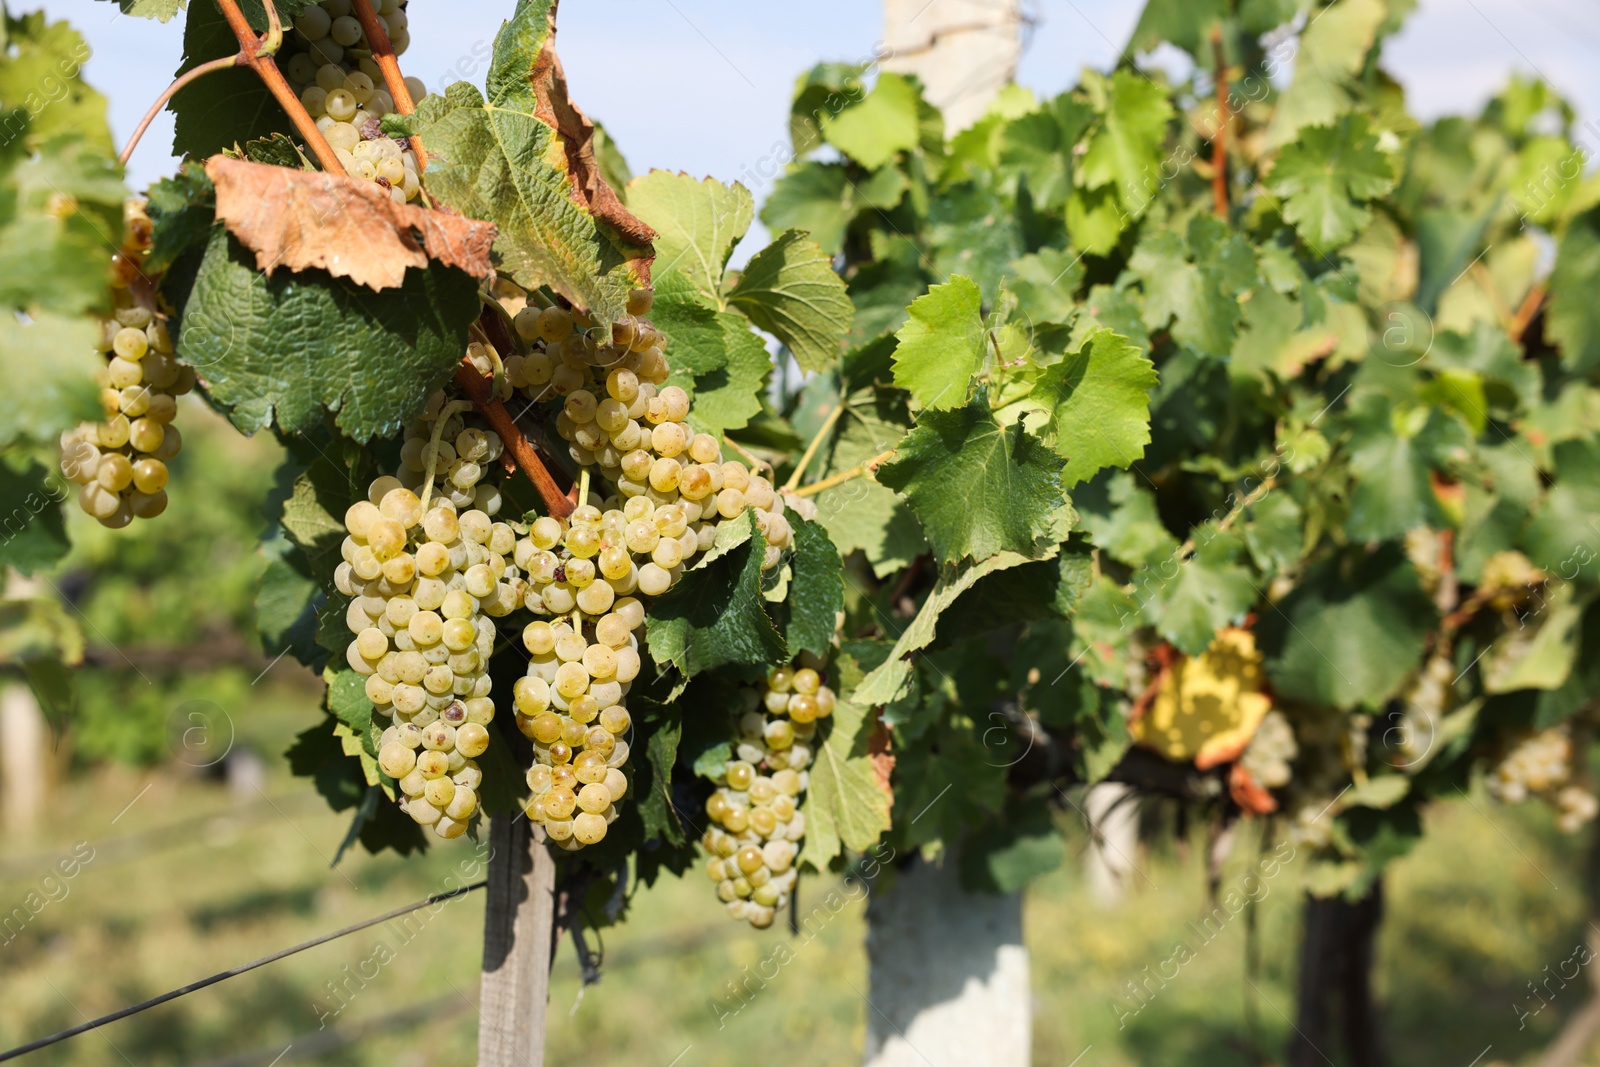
[
  {"xmin": 790, "ymin": 448, "xmax": 896, "ymax": 497},
  {"xmin": 454, "ymin": 361, "xmax": 575, "ymax": 519},
  {"xmin": 120, "ymin": 55, "xmax": 241, "ymax": 166},
  {"xmin": 783, "ymin": 401, "xmax": 845, "ymax": 493},
  {"xmin": 214, "ymin": 0, "xmax": 347, "ymax": 175},
  {"xmin": 350, "ymin": 0, "xmax": 428, "ymax": 170},
  {"xmin": 1210, "ymin": 27, "xmax": 1229, "ymax": 218},
  {"xmin": 1511, "ymin": 283, "xmax": 1547, "ymax": 343}
]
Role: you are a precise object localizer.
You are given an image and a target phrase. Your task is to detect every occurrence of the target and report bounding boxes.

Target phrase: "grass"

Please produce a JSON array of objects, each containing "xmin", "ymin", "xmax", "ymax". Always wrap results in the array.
[{"xmin": 0, "ymin": 675, "xmax": 1589, "ymax": 1066}]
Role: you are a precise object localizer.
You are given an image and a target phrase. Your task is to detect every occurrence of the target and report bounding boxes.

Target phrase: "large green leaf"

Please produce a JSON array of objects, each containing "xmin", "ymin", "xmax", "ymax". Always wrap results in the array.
[
  {"xmin": 408, "ymin": 0, "xmax": 650, "ymax": 328},
  {"xmin": 0, "ymin": 312, "xmax": 102, "ymax": 445},
  {"xmin": 801, "ymin": 683, "xmax": 891, "ymax": 865},
  {"xmin": 170, "ymin": 1, "xmax": 292, "ymax": 160},
  {"xmin": 650, "ymin": 270, "xmax": 771, "ymax": 445},
  {"xmin": 820, "ymin": 73, "xmax": 922, "ymax": 170},
  {"xmin": 626, "ymin": 171, "xmax": 751, "ymax": 304},
  {"xmin": 1265, "ymin": 0, "xmax": 1388, "ymax": 144},
  {"xmin": 1140, "ymin": 528, "xmax": 1258, "ymax": 655},
  {"xmin": 1028, "ymin": 327, "xmax": 1157, "ymax": 486},
  {"xmin": 1129, "ymin": 216, "xmax": 1257, "ymax": 358},
  {"xmin": 759, "ymin": 162, "xmax": 907, "ymax": 257},
  {"xmin": 1258, "ymin": 546, "xmax": 1437, "ymax": 710},
  {"xmin": 1078, "ymin": 69, "xmax": 1173, "ymax": 216},
  {"xmin": 1266, "ymin": 115, "xmax": 1397, "ymax": 251},
  {"xmin": 0, "ymin": 132, "xmax": 125, "ymax": 319},
  {"xmin": 727, "ymin": 229, "xmax": 853, "ymax": 373},
  {"xmin": 0, "ymin": 13, "xmax": 113, "ymax": 154},
  {"xmin": 645, "ymin": 512, "xmax": 787, "ymax": 678},
  {"xmin": 891, "ymin": 275, "xmax": 988, "ymax": 410},
  {"xmin": 1547, "ymin": 221, "xmax": 1600, "ymax": 374},
  {"xmin": 783, "ymin": 513, "xmax": 843, "ymax": 659},
  {"xmin": 876, "ymin": 391, "xmax": 1070, "ymax": 566},
  {"xmin": 0, "ymin": 458, "xmax": 71, "ymax": 575},
  {"xmin": 177, "ymin": 229, "xmax": 480, "ymax": 441}
]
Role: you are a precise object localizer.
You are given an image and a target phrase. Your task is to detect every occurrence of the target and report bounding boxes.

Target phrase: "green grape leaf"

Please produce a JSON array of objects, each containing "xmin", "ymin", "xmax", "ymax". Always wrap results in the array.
[
  {"xmin": 1129, "ymin": 216, "xmax": 1257, "ymax": 358},
  {"xmin": 408, "ymin": 0, "xmax": 653, "ymax": 329},
  {"xmin": 1139, "ymin": 528, "xmax": 1258, "ymax": 655},
  {"xmin": 170, "ymin": 1, "xmax": 291, "ymax": 160},
  {"xmin": 854, "ymin": 549, "xmax": 1052, "ymax": 706},
  {"xmin": 959, "ymin": 801, "xmax": 1064, "ymax": 893},
  {"xmin": 649, "ymin": 268, "xmax": 770, "ymax": 444},
  {"xmin": 0, "ymin": 312, "xmax": 102, "ymax": 445},
  {"xmin": 727, "ymin": 229, "xmax": 854, "ymax": 373},
  {"xmin": 1266, "ymin": 115, "xmax": 1397, "ymax": 252},
  {"xmin": 0, "ymin": 458, "xmax": 71, "ymax": 575},
  {"xmin": 255, "ymin": 546, "xmax": 320, "ymax": 663},
  {"xmin": 646, "ymin": 511, "xmax": 786, "ymax": 678},
  {"xmin": 144, "ymin": 161, "xmax": 215, "ymax": 275},
  {"xmin": 99, "ymin": 0, "xmax": 187, "ymax": 20},
  {"xmin": 877, "ymin": 391, "xmax": 1070, "ymax": 566},
  {"xmin": 801, "ymin": 687, "xmax": 891, "ymax": 864},
  {"xmin": 891, "ymin": 275, "xmax": 987, "ymax": 410},
  {"xmin": 820, "ymin": 73, "xmax": 922, "ymax": 170},
  {"xmin": 1481, "ymin": 583, "xmax": 1584, "ymax": 694},
  {"xmin": 1073, "ymin": 471, "xmax": 1179, "ymax": 569},
  {"xmin": 0, "ymin": 13, "xmax": 112, "ymax": 154},
  {"xmin": 813, "ymin": 371, "xmax": 925, "ymax": 578},
  {"xmin": 1028, "ymin": 327, "xmax": 1157, "ymax": 486},
  {"xmin": 176, "ymin": 229, "xmax": 480, "ymax": 441},
  {"xmin": 626, "ymin": 171, "xmax": 751, "ymax": 304},
  {"xmin": 1066, "ymin": 186, "xmax": 1128, "ymax": 257},
  {"xmin": 1126, "ymin": 0, "xmax": 1227, "ymax": 55},
  {"xmin": 1266, "ymin": 0, "xmax": 1388, "ymax": 143},
  {"xmin": 1258, "ymin": 545, "xmax": 1437, "ymax": 710},
  {"xmin": 783, "ymin": 513, "xmax": 843, "ymax": 660},
  {"xmin": 634, "ymin": 711, "xmax": 684, "ymax": 843},
  {"xmin": 1343, "ymin": 396, "xmax": 1468, "ymax": 541},
  {"xmin": 0, "ymin": 135, "xmax": 126, "ymax": 319},
  {"xmin": 761, "ymin": 163, "xmax": 908, "ymax": 258},
  {"xmin": 1548, "ymin": 221, "xmax": 1600, "ymax": 374},
  {"xmin": 1078, "ymin": 69, "xmax": 1174, "ymax": 212}
]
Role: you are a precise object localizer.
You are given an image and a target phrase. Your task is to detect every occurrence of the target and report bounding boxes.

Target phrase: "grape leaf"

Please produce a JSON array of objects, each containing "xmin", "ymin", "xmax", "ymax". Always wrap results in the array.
[
  {"xmin": 813, "ymin": 369, "xmax": 925, "ymax": 577},
  {"xmin": 1258, "ymin": 545, "xmax": 1437, "ymax": 710},
  {"xmin": 1129, "ymin": 217, "xmax": 1257, "ymax": 358},
  {"xmin": 759, "ymin": 162, "xmax": 906, "ymax": 256},
  {"xmin": 170, "ymin": 1, "xmax": 292, "ymax": 160},
  {"xmin": 820, "ymin": 72, "xmax": 922, "ymax": 170},
  {"xmin": 727, "ymin": 229, "xmax": 853, "ymax": 374},
  {"xmin": 1343, "ymin": 395, "xmax": 1469, "ymax": 541},
  {"xmin": 1028, "ymin": 327, "xmax": 1157, "ymax": 486},
  {"xmin": 0, "ymin": 458, "xmax": 71, "ymax": 575},
  {"xmin": 1140, "ymin": 528, "xmax": 1258, "ymax": 655},
  {"xmin": 1126, "ymin": 0, "xmax": 1227, "ymax": 56},
  {"xmin": 0, "ymin": 133, "xmax": 126, "ymax": 319},
  {"xmin": 1074, "ymin": 471, "xmax": 1179, "ymax": 569},
  {"xmin": 1266, "ymin": 0, "xmax": 1388, "ymax": 143},
  {"xmin": 1078, "ymin": 69, "xmax": 1174, "ymax": 214},
  {"xmin": 1547, "ymin": 221, "xmax": 1600, "ymax": 374},
  {"xmin": 854, "ymin": 549, "xmax": 1053, "ymax": 706},
  {"xmin": 801, "ymin": 687, "xmax": 892, "ymax": 864},
  {"xmin": 876, "ymin": 391, "xmax": 1070, "ymax": 566},
  {"xmin": 626, "ymin": 171, "xmax": 752, "ymax": 304},
  {"xmin": 959, "ymin": 801, "xmax": 1064, "ymax": 893},
  {"xmin": 891, "ymin": 275, "xmax": 987, "ymax": 410},
  {"xmin": 408, "ymin": 0, "xmax": 652, "ymax": 329},
  {"xmin": 783, "ymin": 513, "xmax": 843, "ymax": 659},
  {"xmin": 645, "ymin": 512, "xmax": 786, "ymax": 678},
  {"xmin": 0, "ymin": 312, "xmax": 102, "ymax": 446},
  {"xmin": 176, "ymin": 229, "xmax": 481, "ymax": 441},
  {"xmin": 1266, "ymin": 115, "xmax": 1397, "ymax": 252},
  {"xmin": 0, "ymin": 13, "xmax": 112, "ymax": 154},
  {"xmin": 144, "ymin": 161, "xmax": 215, "ymax": 275},
  {"xmin": 99, "ymin": 0, "xmax": 187, "ymax": 20}
]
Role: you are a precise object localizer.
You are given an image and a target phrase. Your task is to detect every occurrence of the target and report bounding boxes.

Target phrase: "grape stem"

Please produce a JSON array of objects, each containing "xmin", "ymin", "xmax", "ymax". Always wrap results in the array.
[
  {"xmin": 418, "ymin": 400, "xmax": 472, "ymax": 515},
  {"xmin": 722, "ymin": 435, "xmax": 773, "ymax": 475},
  {"xmin": 782, "ymin": 400, "xmax": 846, "ymax": 493},
  {"xmin": 1168, "ymin": 474, "xmax": 1276, "ymax": 565},
  {"xmin": 1510, "ymin": 283, "xmax": 1546, "ymax": 342},
  {"xmin": 349, "ymin": 0, "xmax": 429, "ymax": 170},
  {"xmin": 576, "ymin": 467, "xmax": 591, "ymax": 509},
  {"xmin": 119, "ymin": 55, "xmax": 241, "ymax": 166},
  {"xmin": 789, "ymin": 448, "xmax": 896, "ymax": 497},
  {"xmin": 453, "ymin": 360, "xmax": 575, "ymax": 519},
  {"xmin": 214, "ymin": 0, "xmax": 347, "ymax": 175}
]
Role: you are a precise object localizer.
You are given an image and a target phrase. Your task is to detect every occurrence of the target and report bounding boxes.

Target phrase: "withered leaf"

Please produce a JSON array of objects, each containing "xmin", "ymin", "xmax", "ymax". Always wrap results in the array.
[{"xmin": 205, "ymin": 155, "xmax": 497, "ymax": 291}]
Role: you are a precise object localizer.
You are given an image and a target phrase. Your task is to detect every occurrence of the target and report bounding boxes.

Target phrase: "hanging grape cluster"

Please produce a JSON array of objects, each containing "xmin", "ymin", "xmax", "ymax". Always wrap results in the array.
[
  {"xmin": 700, "ymin": 662, "xmax": 834, "ymax": 929},
  {"xmin": 1488, "ymin": 726, "xmax": 1598, "ymax": 833},
  {"xmin": 283, "ymin": 0, "xmax": 427, "ymax": 203},
  {"xmin": 60, "ymin": 200, "xmax": 192, "ymax": 527},
  {"xmin": 340, "ymin": 475, "xmax": 514, "ymax": 840}
]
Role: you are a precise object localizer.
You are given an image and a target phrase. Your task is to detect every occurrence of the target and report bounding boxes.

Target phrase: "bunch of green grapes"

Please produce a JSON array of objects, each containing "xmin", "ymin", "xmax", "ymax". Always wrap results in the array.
[
  {"xmin": 515, "ymin": 603, "xmax": 643, "ymax": 850},
  {"xmin": 505, "ymin": 297, "xmax": 793, "ymax": 604},
  {"xmin": 60, "ymin": 200, "xmax": 193, "ymax": 527},
  {"xmin": 283, "ymin": 0, "xmax": 428, "ymax": 202},
  {"xmin": 701, "ymin": 663, "xmax": 835, "ymax": 929},
  {"xmin": 395, "ymin": 370, "xmax": 513, "ymax": 522},
  {"xmin": 339, "ymin": 476, "xmax": 517, "ymax": 839},
  {"xmin": 1238, "ymin": 709, "xmax": 1297, "ymax": 789},
  {"xmin": 1487, "ymin": 726, "xmax": 1597, "ymax": 832}
]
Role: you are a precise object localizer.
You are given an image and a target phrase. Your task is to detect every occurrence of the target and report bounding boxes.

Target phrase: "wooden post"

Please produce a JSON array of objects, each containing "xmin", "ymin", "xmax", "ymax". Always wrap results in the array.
[
  {"xmin": 864, "ymin": 852, "xmax": 1030, "ymax": 1067},
  {"xmin": 1290, "ymin": 879, "xmax": 1387, "ymax": 1067},
  {"xmin": 880, "ymin": 0, "xmax": 1024, "ymax": 135},
  {"xmin": 477, "ymin": 814, "xmax": 557, "ymax": 1067},
  {"xmin": 1084, "ymin": 781, "xmax": 1139, "ymax": 906},
  {"xmin": 1, "ymin": 682, "xmax": 46, "ymax": 836}
]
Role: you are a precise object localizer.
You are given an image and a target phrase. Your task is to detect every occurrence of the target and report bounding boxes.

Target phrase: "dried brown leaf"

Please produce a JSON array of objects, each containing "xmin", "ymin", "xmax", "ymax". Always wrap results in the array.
[{"xmin": 205, "ymin": 156, "xmax": 497, "ymax": 291}]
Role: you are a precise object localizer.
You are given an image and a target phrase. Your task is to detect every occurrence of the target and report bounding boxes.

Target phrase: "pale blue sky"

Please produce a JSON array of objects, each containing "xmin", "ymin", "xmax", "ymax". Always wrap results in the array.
[{"xmin": 38, "ymin": 0, "xmax": 1600, "ymax": 259}]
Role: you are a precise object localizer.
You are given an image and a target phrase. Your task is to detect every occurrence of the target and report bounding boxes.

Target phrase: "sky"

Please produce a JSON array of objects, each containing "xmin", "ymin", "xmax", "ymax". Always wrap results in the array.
[{"xmin": 37, "ymin": 0, "xmax": 1600, "ymax": 259}]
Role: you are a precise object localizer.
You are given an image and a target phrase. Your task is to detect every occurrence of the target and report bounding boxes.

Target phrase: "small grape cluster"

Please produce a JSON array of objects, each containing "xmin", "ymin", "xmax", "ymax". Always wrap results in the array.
[
  {"xmin": 395, "ymin": 380, "xmax": 512, "ymax": 525},
  {"xmin": 61, "ymin": 201, "xmax": 192, "ymax": 527},
  {"xmin": 1488, "ymin": 726, "xmax": 1598, "ymax": 832},
  {"xmin": 282, "ymin": 0, "xmax": 427, "ymax": 202},
  {"xmin": 505, "ymin": 298, "xmax": 793, "ymax": 602},
  {"xmin": 1238, "ymin": 709, "xmax": 1297, "ymax": 789},
  {"xmin": 702, "ymin": 663, "xmax": 835, "ymax": 929},
  {"xmin": 516, "ymin": 604, "xmax": 644, "ymax": 850},
  {"xmin": 339, "ymin": 475, "xmax": 514, "ymax": 839}
]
